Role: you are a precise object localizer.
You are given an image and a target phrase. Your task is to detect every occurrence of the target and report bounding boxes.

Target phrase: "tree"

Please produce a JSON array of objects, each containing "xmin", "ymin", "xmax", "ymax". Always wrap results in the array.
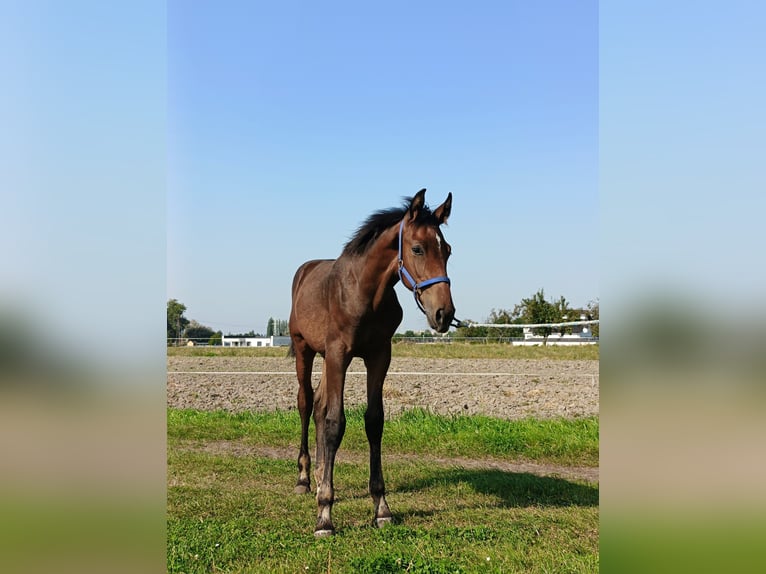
[
  {"xmin": 184, "ymin": 320, "xmax": 215, "ymax": 343},
  {"xmin": 519, "ymin": 289, "xmax": 559, "ymax": 345},
  {"xmin": 486, "ymin": 308, "xmax": 524, "ymax": 338},
  {"xmin": 586, "ymin": 299, "xmax": 599, "ymax": 338},
  {"xmin": 226, "ymin": 330, "xmax": 259, "ymax": 338},
  {"xmin": 267, "ymin": 318, "xmax": 289, "ymax": 337},
  {"xmin": 209, "ymin": 331, "xmax": 223, "ymax": 346},
  {"xmin": 552, "ymin": 296, "xmax": 574, "ymax": 335},
  {"xmin": 454, "ymin": 320, "xmax": 485, "ymax": 338},
  {"xmin": 167, "ymin": 299, "xmax": 189, "ymax": 345}
]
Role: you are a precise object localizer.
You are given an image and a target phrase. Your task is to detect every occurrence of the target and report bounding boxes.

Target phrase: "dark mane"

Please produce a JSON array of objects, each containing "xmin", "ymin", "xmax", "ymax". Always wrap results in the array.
[{"xmin": 342, "ymin": 197, "xmax": 438, "ymax": 256}]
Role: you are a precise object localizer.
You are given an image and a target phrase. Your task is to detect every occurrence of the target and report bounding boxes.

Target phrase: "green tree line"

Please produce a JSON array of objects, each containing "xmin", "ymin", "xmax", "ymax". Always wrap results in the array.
[{"xmin": 166, "ymin": 299, "xmax": 288, "ymax": 346}]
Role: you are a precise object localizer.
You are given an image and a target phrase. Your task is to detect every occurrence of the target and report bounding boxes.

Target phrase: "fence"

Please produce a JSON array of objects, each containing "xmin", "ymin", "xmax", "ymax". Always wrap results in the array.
[
  {"xmin": 168, "ymin": 320, "xmax": 599, "ymax": 346},
  {"xmin": 392, "ymin": 336, "xmax": 599, "ymax": 345}
]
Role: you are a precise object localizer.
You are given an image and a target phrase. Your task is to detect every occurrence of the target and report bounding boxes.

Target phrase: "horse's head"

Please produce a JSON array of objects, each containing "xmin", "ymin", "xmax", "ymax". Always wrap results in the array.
[{"xmin": 398, "ymin": 189, "xmax": 456, "ymax": 333}]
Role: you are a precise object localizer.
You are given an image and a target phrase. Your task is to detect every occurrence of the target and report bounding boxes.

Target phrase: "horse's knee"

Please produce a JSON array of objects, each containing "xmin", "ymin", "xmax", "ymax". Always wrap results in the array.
[
  {"xmin": 364, "ymin": 406, "xmax": 382, "ymax": 425},
  {"xmin": 364, "ymin": 409, "xmax": 384, "ymax": 438},
  {"xmin": 324, "ymin": 412, "xmax": 346, "ymax": 448}
]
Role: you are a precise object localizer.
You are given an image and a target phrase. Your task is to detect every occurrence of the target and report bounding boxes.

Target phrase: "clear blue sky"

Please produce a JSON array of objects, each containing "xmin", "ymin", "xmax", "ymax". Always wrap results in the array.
[
  {"xmin": 601, "ymin": 1, "xmax": 766, "ymax": 312},
  {"xmin": 4, "ymin": 1, "xmax": 762, "ymax": 348},
  {"xmin": 167, "ymin": 0, "xmax": 599, "ymax": 334}
]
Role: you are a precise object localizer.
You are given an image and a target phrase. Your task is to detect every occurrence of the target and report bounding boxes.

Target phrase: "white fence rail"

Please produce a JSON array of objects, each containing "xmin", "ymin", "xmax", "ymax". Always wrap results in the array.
[{"xmin": 462, "ymin": 319, "xmax": 599, "ymax": 329}]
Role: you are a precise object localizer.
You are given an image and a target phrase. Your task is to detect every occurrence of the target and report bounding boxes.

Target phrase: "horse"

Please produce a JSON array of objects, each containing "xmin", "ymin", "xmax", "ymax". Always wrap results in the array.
[{"xmin": 288, "ymin": 188, "xmax": 457, "ymax": 536}]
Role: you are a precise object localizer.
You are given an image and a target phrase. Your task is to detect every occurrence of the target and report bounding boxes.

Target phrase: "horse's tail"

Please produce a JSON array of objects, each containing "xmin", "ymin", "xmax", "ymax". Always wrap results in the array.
[{"xmin": 286, "ymin": 341, "xmax": 295, "ymax": 358}]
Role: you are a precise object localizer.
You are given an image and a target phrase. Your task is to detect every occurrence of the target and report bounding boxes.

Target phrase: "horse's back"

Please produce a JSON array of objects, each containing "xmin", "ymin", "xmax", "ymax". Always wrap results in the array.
[{"xmin": 291, "ymin": 259, "xmax": 333, "ymax": 297}]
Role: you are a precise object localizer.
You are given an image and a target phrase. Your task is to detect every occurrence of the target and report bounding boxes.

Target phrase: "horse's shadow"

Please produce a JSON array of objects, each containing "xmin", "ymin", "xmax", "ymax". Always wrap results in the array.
[{"xmin": 394, "ymin": 468, "xmax": 598, "ymax": 509}]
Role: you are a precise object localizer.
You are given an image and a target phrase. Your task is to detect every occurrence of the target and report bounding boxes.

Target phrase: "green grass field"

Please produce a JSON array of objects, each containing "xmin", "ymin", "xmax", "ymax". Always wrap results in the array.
[{"xmin": 168, "ymin": 408, "xmax": 598, "ymax": 573}]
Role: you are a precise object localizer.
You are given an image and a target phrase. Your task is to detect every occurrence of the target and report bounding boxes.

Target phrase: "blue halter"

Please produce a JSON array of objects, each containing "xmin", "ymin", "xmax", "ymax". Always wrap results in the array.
[{"xmin": 397, "ymin": 219, "xmax": 451, "ymax": 316}]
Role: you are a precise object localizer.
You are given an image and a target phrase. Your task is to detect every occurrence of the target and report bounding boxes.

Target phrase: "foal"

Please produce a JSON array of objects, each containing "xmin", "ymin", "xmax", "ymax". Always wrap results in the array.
[{"xmin": 288, "ymin": 189, "xmax": 456, "ymax": 536}]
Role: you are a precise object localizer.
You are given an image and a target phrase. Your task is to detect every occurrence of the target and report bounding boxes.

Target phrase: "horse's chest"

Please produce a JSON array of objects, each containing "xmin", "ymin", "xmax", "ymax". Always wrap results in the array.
[{"xmin": 353, "ymin": 304, "xmax": 400, "ymax": 343}]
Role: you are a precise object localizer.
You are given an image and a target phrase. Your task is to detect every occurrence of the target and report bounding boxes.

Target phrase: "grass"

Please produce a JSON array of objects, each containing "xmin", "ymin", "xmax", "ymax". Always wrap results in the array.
[
  {"xmin": 168, "ymin": 408, "xmax": 599, "ymax": 572},
  {"xmin": 168, "ymin": 408, "xmax": 599, "ymax": 467},
  {"xmin": 168, "ymin": 342, "xmax": 599, "ymax": 360}
]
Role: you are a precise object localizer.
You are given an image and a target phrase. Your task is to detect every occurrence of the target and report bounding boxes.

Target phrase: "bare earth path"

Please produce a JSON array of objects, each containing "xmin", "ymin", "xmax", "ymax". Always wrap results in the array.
[
  {"xmin": 168, "ymin": 356, "xmax": 599, "ymax": 482},
  {"xmin": 171, "ymin": 440, "xmax": 600, "ymax": 484}
]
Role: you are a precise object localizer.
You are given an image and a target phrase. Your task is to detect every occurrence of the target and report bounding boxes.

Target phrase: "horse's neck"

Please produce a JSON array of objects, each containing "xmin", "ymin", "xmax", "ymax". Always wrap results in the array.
[{"xmin": 354, "ymin": 226, "xmax": 400, "ymax": 310}]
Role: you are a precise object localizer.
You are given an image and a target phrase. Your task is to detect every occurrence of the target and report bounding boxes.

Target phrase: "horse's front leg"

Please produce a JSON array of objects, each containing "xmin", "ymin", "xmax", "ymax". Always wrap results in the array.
[
  {"xmin": 364, "ymin": 345, "xmax": 393, "ymax": 527},
  {"xmin": 313, "ymin": 346, "xmax": 349, "ymax": 537}
]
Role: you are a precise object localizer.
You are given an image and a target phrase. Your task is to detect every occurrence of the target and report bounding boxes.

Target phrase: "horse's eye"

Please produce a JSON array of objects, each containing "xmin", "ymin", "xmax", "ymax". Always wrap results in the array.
[{"xmin": 411, "ymin": 245, "xmax": 424, "ymax": 256}]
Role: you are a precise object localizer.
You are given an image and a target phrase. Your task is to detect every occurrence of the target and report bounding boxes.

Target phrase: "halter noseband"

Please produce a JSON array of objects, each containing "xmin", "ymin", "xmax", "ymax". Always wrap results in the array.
[{"xmin": 397, "ymin": 219, "xmax": 452, "ymax": 316}]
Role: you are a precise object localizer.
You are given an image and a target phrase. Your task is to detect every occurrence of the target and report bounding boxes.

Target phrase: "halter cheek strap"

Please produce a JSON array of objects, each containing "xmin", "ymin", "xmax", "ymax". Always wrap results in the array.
[{"xmin": 397, "ymin": 219, "xmax": 451, "ymax": 315}]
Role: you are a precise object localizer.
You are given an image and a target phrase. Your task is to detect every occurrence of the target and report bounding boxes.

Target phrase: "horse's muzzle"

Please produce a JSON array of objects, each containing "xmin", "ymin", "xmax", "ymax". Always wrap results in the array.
[{"xmin": 430, "ymin": 304, "xmax": 455, "ymax": 333}]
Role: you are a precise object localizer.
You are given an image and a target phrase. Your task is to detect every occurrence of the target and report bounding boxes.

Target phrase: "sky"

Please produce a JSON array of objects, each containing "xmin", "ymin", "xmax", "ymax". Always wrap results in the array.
[
  {"xmin": 2, "ymin": 0, "xmax": 762, "ymax": 347},
  {"xmin": 1, "ymin": 1, "xmax": 166, "ymax": 364},
  {"xmin": 601, "ymin": 1, "xmax": 766, "ymax": 312},
  {"xmin": 167, "ymin": 0, "xmax": 599, "ymax": 335}
]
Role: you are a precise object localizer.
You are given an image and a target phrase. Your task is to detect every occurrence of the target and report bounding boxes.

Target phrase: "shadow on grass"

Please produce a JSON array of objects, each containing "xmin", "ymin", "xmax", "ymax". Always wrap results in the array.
[{"xmin": 396, "ymin": 468, "xmax": 598, "ymax": 508}]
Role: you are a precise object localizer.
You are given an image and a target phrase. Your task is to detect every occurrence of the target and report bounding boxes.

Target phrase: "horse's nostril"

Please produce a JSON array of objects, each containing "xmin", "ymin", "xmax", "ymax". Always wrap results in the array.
[{"xmin": 435, "ymin": 308, "xmax": 444, "ymax": 324}]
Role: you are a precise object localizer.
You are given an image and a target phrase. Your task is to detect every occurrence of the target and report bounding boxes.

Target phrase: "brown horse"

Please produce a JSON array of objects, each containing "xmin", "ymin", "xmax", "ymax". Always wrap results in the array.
[{"xmin": 288, "ymin": 188, "xmax": 456, "ymax": 536}]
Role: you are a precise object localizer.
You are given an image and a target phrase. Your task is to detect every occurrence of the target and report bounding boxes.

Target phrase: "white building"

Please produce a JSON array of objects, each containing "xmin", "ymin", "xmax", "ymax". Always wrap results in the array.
[{"xmin": 222, "ymin": 335, "xmax": 291, "ymax": 347}]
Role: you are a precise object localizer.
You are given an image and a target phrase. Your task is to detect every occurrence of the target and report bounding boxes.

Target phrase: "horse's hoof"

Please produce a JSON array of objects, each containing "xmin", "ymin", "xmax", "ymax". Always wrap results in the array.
[
  {"xmin": 294, "ymin": 484, "xmax": 311, "ymax": 494},
  {"xmin": 374, "ymin": 517, "xmax": 393, "ymax": 528},
  {"xmin": 314, "ymin": 528, "xmax": 335, "ymax": 538}
]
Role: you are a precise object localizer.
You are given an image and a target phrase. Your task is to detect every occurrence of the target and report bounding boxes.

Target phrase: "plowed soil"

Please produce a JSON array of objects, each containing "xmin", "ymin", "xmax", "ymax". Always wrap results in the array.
[{"xmin": 167, "ymin": 356, "xmax": 598, "ymax": 420}]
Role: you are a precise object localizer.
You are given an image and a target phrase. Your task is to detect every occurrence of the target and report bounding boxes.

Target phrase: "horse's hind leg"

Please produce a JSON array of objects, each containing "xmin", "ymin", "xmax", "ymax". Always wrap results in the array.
[
  {"xmin": 364, "ymin": 346, "xmax": 393, "ymax": 528},
  {"xmin": 293, "ymin": 340, "xmax": 315, "ymax": 494}
]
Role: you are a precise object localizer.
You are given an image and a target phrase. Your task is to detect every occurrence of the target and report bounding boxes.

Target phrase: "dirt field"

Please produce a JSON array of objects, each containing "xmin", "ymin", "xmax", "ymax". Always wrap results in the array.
[{"xmin": 167, "ymin": 356, "xmax": 598, "ymax": 420}]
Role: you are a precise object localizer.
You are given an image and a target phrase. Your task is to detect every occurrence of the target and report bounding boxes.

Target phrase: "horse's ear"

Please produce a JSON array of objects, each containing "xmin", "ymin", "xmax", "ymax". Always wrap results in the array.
[
  {"xmin": 408, "ymin": 188, "xmax": 427, "ymax": 220},
  {"xmin": 433, "ymin": 192, "xmax": 452, "ymax": 225}
]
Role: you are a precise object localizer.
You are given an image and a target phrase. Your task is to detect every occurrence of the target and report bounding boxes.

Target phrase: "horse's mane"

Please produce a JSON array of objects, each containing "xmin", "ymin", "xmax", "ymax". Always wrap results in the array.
[{"xmin": 342, "ymin": 197, "xmax": 438, "ymax": 256}]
